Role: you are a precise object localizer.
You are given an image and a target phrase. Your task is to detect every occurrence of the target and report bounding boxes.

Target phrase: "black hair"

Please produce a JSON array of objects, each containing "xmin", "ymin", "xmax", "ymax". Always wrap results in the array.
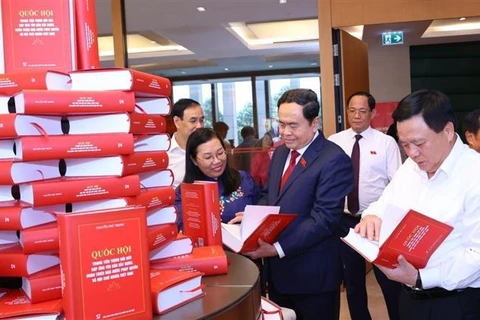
[
  {"xmin": 171, "ymin": 98, "xmax": 201, "ymax": 119},
  {"xmin": 277, "ymin": 89, "xmax": 320, "ymax": 124},
  {"xmin": 240, "ymin": 126, "xmax": 256, "ymax": 139},
  {"xmin": 464, "ymin": 109, "xmax": 480, "ymax": 134},
  {"xmin": 392, "ymin": 89, "xmax": 456, "ymax": 133},
  {"xmin": 347, "ymin": 91, "xmax": 376, "ymax": 111},
  {"xmin": 183, "ymin": 128, "xmax": 241, "ymax": 196}
]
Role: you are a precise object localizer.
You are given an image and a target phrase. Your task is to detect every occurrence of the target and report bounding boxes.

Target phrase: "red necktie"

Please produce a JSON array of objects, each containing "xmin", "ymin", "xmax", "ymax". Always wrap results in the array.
[
  {"xmin": 280, "ymin": 150, "xmax": 300, "ymax": 190},
  {"xmin": 348, "ymin": 134, "xmax": 362, "ymax": 214}
]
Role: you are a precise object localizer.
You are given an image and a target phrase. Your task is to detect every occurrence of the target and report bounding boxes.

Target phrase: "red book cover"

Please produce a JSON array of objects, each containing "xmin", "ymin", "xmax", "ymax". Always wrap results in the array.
[
  {"xmin": 122, "ymin": 151, "xmax": 169, "ymax": 176},
  {"xmin": 128, "ymin": 186, "xmax": 175, "ymax": 209},
  {"xmin": 70, "ymin": 68, "xmax": 172, "ymax": 97},
  {"xmin": 150, "ymin": 245, "xmax": 228, "ymax": 276},
  {"xmin": 14, "ymin": 133, "xmax": 135, "ymax": 161},
  {"xmin": 181, "ymin": 181, "xmax": 222, "ymax": 247},
  {"xmin": 0, "ymin": 243, "xmax": 59, "ymax": 277},
  {"xmin": 341, "ymin": 209, "xmax": 454, "ymax": 269},
  {"xmin": 13, "ymin": 89, "xmax": 135, "ymax": 114},
  {"xmin": 19, "ymin": 175, "xmax": 141, "ymax": 207},
  {"xmin": 19, "ymin": 222, "xmax": 58, "ymax": 254},
  {"xmin": 0, "ymin": 160, "xmax": 60, "ymax": 185},
  {"xmin": 129, "ymin": 113, "xmax": 167, "ymax": 134},
  {"xmin": 146, "ymin": 206, "xmax": 178, "ymax": 227},
  {"xmin": 135, "ymin": 97, "xmax": 171, "ymax": 115},
  {"xmin": 0, "ymin": 202, "xmax": 56, "ymax": 230},
  {"xmin": 74, "ymin": 0, "xmax": 100, "ymax": 70},
  {"xmin": 134, "ymin": 134, "xmax": 171, "ymax": 152},
  {"xmin": 149, "ymin": 269, "xmax": 205, "ymax": 315},
  {"xmin": 58, "ymin": 206, "xmax": 152, "ymax": 320},
  {"xmin": 0, "ymin": 0, "xmax": 76, "ymax": 73},
  {"xmin": 0, "ymin": 289, "xmax": 62, "ymax": 319},
  {"xmin": 149, "ymin": 234, "xmax": 193, "ymax": 262},
  {"xmin": 147, "ymin": 223, "xmax": 178, "ymax": 251},
  {"xmin": 22, "ymin": 265, "xmax": 61, "ymax": 304},
  {"xmin": 0, "ymin": 70, "xmax": 71, "ymax": 96}
]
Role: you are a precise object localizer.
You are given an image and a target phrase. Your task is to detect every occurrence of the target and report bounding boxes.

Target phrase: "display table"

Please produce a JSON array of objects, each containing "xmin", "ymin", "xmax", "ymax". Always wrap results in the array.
[{"xmin": 156, "ymin": 252, "xmax": 262, "ymax": 320}]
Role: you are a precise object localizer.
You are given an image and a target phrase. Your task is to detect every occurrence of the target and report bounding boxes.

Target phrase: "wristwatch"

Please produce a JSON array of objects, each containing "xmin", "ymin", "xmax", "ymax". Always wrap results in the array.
[{"xmin": 413, "ymin": 270, "xmax": 423, "ymax": 290}]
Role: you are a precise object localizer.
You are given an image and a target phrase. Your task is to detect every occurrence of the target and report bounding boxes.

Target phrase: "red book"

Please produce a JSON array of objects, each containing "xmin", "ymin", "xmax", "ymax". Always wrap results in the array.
[
  {"xmin": 0, "ymin": 114, "xmax": 64, "ymax": 138},
  {"xmin": 149, "ymin": 234, "xmax": 193, "ymax": 261},
  {"xmin": 58, "ymin": 206, "xmax": 152, "ymax": 319},
  {"xmin": 150, "ymin": 245, "xmax": 228, "ymax": 276},
  {"xmin": 181, "ymin": 181, "xmax": 222, "ymax": 247},
  {"xmin": 128, "ymin": 186, "xmax": 175, "ymax": 209},
  {"xmin": 74, "ymin": 0, "xmax": 100, "ymax": 70},
  {"xmin": 0, "ymin": 160, "xmax": 60, "ymax": 185},
  {"xmin": 129, "ymin": 113, "xmax": 167, "ymax": 134},
  {"xmin": 0, "ymin": 0, "xmax": 76, "ymax": 73},
  {"xmin": 0, "ymin": 185, "xmax": 15, "ymax": 202},
  {"xmin": 19, "ymin": 222, "xmax": 58, "ymax": 254},
  {"xmin": 0, "ymin": 70, "xmax": 71, "ymax": 96},
  {"xmin": 13, "ymin": 133, "xmax": 134, "ymax": 161},
  {"xmin": 0, "ymin": 289, "xmax": 62, "ymax": 319},
  {"xmin": 261, "ymin": 296, "xmax": 284, "ymax": 320},
  {"xmin": 22, "ymin": 266, "xmax": 61, "ymax": 304},
  {"xmin": 341, "ymin": 209, "xmax": 454, "ymax": 269},
  {"xmin": 140, "ymin": 170, "xmax": 174, "ymax": 188},
  {"xmin": 121, "ymin": 151, "xmax": 169, "ymax": 176},
  {"xmin": 146, "ymin": 206, "xmax": 178, "ymax": 226},
  {"xmin": 0, "ymin": 202, "xmax": 56, "ymax": 230},
  {"xmin": 13, "ymin": 89, "xmax": 135, "ymax": 114},
  {"xmin": 135, "ymin": 97, "xmax": 171, "ymax": 115},
  {"xmin": 19, "ymin": 175, "xmax": 141, "ymax": 207},
  {"xmin": 70, "ymin": 68, "xmax": 172, "ymax": 97},
  {"xmin": 134, "ymin": 134, "xmax": 171, "ymax": 152},
  {"xmin": 0, "ymin": 243, "xmax": 59, "ymax": 277},
  {"xmin": 147, "ymin": 223, "xmax": 178, "ymax": 251},
  {"xmin": 0, "ymin": 230, "xmax": 17, "ymax": 245},
  {"xmin": 150, "ymin": 269, "xmax": 205, "ymax": 315}
]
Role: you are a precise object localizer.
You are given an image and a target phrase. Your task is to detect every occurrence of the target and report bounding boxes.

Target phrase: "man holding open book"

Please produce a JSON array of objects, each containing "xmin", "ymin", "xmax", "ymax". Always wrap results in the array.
[{"xmin": 355, "ymin": 89, "xmax": 480, "ymax": 320}]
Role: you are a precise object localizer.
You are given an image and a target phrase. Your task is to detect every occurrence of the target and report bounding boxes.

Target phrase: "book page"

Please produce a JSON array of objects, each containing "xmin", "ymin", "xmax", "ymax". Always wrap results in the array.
[
  {"xmin": 342, "ymin": 228, "xmax": 380, "ymax": 262},
  {"xmin": 379, "ymin": 204, "xmax": 409, "ymax": 245},
  {"xmin": 240, "ymin": 205, "xmax": 280, "ymax": 241}
]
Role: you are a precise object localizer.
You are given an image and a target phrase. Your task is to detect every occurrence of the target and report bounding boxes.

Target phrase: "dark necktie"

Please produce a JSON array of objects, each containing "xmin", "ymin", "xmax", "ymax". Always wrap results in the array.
[
  {"xmin": 280, "ymin": 150, "xmax": 300, "ymax": 190},
  {"xmin": 348, "ymin": 134, "xmax": 362, "ymax": 214}
]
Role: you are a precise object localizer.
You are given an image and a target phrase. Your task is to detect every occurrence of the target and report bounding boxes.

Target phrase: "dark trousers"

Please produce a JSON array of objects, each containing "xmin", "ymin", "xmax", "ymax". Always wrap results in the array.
[
  {"xmin": 340, "ymin": 214, "xmax": 401, "ymax": 320},
  {"xmin": 268, "ymin": 278, "xmax": 340, "ymax": 320},
  {"xmin": 399, "ymin": 286, "xmax": 480, "ymax": 320}
]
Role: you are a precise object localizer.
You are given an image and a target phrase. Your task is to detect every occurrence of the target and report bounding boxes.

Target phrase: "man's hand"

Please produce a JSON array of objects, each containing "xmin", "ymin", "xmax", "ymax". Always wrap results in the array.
[
  {"xmin": 354, "ymin": 215, "xmax": 382, "ymax": 241},
  {"xmin": 376, "ymin": 255, "xmax": 418, "ymax": 286},
  {"xmin": 243, "ymin": 239, "xmax": 278, "ymax": 260},
  {"xmin": 227, "ymin": 212, "xmax": 243, "ymax": 224}
]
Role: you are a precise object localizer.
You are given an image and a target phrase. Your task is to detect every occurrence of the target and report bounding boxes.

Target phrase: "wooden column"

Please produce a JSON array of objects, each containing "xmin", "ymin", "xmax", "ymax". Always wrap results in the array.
[{"xmin": 111, "ymin": 0, "xmax": 128, "ymax": 67}]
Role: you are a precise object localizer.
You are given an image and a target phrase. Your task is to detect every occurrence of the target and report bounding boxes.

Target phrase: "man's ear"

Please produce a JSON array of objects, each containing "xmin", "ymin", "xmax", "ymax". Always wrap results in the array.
[
  {"xmin": 444, "ymin": 121, "xmax": 455, "ymax": 141},
  {"xmin": 465, "ymin": 131, "xmax": 474, "ymax": 146},
  {"xmin": 371, "ymin": 108, "xmax": 377, "ymax": 118},
  {"xmin": 312, "ymin": 117, "xmax": 320, "ymax": 131},
  {"xmin": 173, "ymin": 116, "xmax": 181, "ymax": 129}
]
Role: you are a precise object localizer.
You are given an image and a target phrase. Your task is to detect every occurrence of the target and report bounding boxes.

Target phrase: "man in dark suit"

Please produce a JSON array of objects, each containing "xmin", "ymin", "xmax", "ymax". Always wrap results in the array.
[{"xmin": 245, "ymin": 89, "xmax": 353, "ymax": 320}]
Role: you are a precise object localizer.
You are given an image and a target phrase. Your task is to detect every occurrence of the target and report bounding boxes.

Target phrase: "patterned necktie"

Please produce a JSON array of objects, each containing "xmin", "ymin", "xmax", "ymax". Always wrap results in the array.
[
  {"xmin": 280, "ymin": 150, "xmax": 300, "ymax": 190},
  {"xmin": 348, "ymin": 134, "xmax": 362, "ymax": 214}
]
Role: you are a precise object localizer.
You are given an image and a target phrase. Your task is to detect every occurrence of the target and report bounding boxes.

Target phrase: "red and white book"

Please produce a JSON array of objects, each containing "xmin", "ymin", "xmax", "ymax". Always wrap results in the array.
[
  {"xmin": 150, "ymin": 245, "xmax": 228, "ymax": 276},
  {"xmin": 12, "ymin": 133, "xmax": 134, "ymax": 161},
  {"xmin": 134, "ymin": 134, "xmax": 171, "ymax": 152},
  {"xmin": 0, "ymin": 289, "xmax": 62, "ymax": 319},
  {"xmin": 58, "ymin": 206, "xmax": 152, "ymax": 319},
  {"xmin": 70, "ymin": 68, "xmax": 172, "ymax": 97},
  {"xmin": 22, "ymin": 266, "xmax": 61, "ymax": 304},
  {"xmin": 0, "ymin": 95, "xmax": 12, "ymax": 114},
  {"xmin": 0, "ymin": 71, "xmax": 71, "ymax": 97},
  {"xmin": 150, "ymin": 269, "xmax": 205, "ymax": 315},
  {"xmin": 122, "ymin": 151, "xmax": 169, "ymax": 176},
  {"xmin": 0, "ymin": 0, "xmax": 76, "ymax": 74},
  {"xmin": 0, "ymin": 202, "xmax": 56, "ymax": 230},
  {"xmin": 13, "ymin": 90, "xmax": 135, "ymax": 114},
  {"xmin": 0, "ymin": 114, "xmax": 63, "ymax": 138},
  {"xmin": 74, "ymin": 0, "xmax": 100, "ymax": 70},
  {"xmin": 261, "ymin": 296, "xmax": 285, "ymax": 320},
  {"xmin": 0, "ymin": 160, "xmax": 60, "ymax": 185},
  {"xmin": 0, "ymin": 230, "xmax": 17, "ymax": 245},
  {"xmin": 140, "ymin": 170, "xmax": 174, "ymax": 188},
  {"xmin": 147, "ymin": 206, "xmax": 178, "ymax": 226},
  {"xmin": 20, "ymin": 222, "xmax": 58, "ymax": 254},
  {"xmin": 147, "ymin": 223, "xmax": 178, "ymax": 251},
  {"xmin": 149, "ymin": 234, "xmax": 193, "ymax": 261},
  {"xmin": 0, "ymin": 243, "xmax": 59, "ymax": 277},
  {"xmin": 128, "ymin": 186, "xmax": 175, "ymax": 209},
  {"xmin": 0, "ymin": 185, "xmax": 15, "ymax": 202},
  {"xmin": 48, "ymin": 198, "xmax": 129, "ymax": 215},
  {"xmin": 129, "ymin": 113, "xmax": 167, "ymax": 134},
  {"xmin": 135, "ymin": 97, "xmax": 171, "ymax": 115},
  {"xmin": 19, "ymin": 175, "xmax": 140, "ymax": 207}
]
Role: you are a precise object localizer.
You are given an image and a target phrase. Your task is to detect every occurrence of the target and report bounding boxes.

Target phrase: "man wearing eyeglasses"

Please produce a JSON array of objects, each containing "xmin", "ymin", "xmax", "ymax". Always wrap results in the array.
[
  {"xmin": 168, "ymin": 98, "xmax": 205, "ymax": 188},
  {"xmin": 328, "ymin": 91, "xmax": 402, "ymax": 320}
]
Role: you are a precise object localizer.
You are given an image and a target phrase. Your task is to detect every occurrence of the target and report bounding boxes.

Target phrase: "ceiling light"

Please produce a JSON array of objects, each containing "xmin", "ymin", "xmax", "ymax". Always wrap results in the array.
[
  {"xmin": 422, "ymin": 17, "xmax": 480, "ymax": 38},
  {"xmin": 224, "ymin": 68, "xmax": 229, "ymax": 71},
  {"xmin": 459, "ymin": 17, "xmax": 466, "ymax": 21},
  {"xmin": 97, "ymin": 34, "xmax": 188, "ymax": 57},
  {"xmin": 279, "ymin": 0, "xmax": 287, "ymax": 3},
  {"xmin": 268, "ymin": 65, "xmax": 273, "ymax": 68},
  {"xmin": 180, "ymin": 71, "xmax": 186, "ymax": 74},
  {"xmin": 310, "ymin": 62, "xmax": 317, "ymax": 66},
  {"xmin": 197, "ymin": 7, "xmax": 206, "ymax": 12}
]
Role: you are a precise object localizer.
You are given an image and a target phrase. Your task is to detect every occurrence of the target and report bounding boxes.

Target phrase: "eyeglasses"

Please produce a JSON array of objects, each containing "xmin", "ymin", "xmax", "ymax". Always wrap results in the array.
[
  {"xmin": 196, "ymin": 149, "xmax": 227, "ymax": 163},
  {"xmin": 346, "ymin": 108, "xmax": 370, "ymax": 116}
]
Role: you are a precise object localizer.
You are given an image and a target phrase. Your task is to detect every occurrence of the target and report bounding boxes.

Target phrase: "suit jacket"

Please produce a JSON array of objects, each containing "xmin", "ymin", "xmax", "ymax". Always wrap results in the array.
[{"xmin": 258, "ymin": 131, "xmax": 353, "ymax": 294}]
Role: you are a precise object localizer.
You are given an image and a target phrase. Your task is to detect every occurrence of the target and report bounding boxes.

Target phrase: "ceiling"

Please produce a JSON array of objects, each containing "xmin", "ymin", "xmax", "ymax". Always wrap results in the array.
[{"xmin": 94, "ymin": 0, "xmax": 480, "ymax": 80}]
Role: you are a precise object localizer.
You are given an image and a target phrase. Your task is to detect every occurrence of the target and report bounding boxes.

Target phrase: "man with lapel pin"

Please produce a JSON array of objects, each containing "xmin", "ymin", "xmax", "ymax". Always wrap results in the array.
[{"xmin": 245, "ymin": 89, "xmax": 353, "ymax": 320}]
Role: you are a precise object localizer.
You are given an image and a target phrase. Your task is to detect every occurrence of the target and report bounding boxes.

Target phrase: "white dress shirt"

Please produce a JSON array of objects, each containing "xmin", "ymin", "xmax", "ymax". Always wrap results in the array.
[
  {"xmin": 167, "ymin": 133, "xmax": 186, "ymax": 189},
  {"xmin": 363, "ymin": 135, "xmax": 480, "ymax": 290},
  {"xmin": 328, "ymin": 127, "xmax": 402, "ymax": 215}
]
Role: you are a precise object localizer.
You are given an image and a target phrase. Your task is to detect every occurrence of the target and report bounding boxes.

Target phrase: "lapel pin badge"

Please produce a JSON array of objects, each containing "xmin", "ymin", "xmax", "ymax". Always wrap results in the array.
[
  {"xmin": 300, "ymin": 158, "xmax": 307, "ymax": 167},
  {"xmin": 370, "ymin": 151, "xmax": 377, "ymax": 155}
]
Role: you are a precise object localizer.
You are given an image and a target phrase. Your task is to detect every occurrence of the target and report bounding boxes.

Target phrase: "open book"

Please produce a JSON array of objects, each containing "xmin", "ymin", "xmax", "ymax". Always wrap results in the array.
[
  {"xmin": 341, "ymin": 206, "xmax": 453, "ymax": 269},
  {"xmin": 221, "ymin": 205, "xmax": 296, "ymax": 253}
]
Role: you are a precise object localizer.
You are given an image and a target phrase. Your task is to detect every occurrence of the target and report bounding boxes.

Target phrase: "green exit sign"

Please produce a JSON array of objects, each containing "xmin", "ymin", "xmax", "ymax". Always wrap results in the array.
[{"xmin": 382, "ymin": 31, "xmax": 404, "ymax": 46}]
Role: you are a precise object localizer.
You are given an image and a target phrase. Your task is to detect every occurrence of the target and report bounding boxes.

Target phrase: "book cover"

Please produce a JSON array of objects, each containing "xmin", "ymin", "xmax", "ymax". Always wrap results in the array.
[
  {"xmin": 146, "ymin": 206, "xmax": 178, "ymax": 226},
  {"xmin": 0, "ymin": 160, "xmax": 60, "ymax": 185},
  {"xmin": 19, "ymin": 222, "xmax": 58, "ymax": 254},
  {"xmin": 0, "ymin": 0, "xmax": 76, "ymax": 73},
  {"xmin": 0, "ymin": 202, "xmax": 56, "ymax": 231},
  {"xmin": 69, "ymin": 68, "xmax": 172, "ymax": 97},
  {"xmin": 14, "ymin": 133, "xmax": 135, "ymax": 161},
  {"xmin": 121, "ymin": 151, "xmax": 169, "ymax": 176},
  {"xmin": 135, "ymin": 97, "xmax": 171, "ymax": 115},
  {"xmin": 181, "ymin": 181, "xmax": 222, "ymax": 247},
  {"xmin": 150, "ymin": 245, "xmax": 228, "ymax": 276},
  {"xmin": 0, "ymin": 70, "xmax": 71, "ymax": 96},
  {"xmin": 22, "ymin": 265, "xmax": 61, "ymax": 304},
  {"xmin": 149, "ymin": 234, "xmax": 193, "ymax": 261},
  {"xmin": 134, "ymin": 134, "xmax": 171, "ymax": 152},
  {"xmin": 149, "ymin": 269, "xmax": 205, "ymax": 315},
  {"xmin": 13, "ymin": 89, "xmax": 135, "ymax": 114},
  {"xmin": 0, "ymin": 114, "xmax": 63, "ymax": 138},
  {"xmin": 0, "ymin": 289, "xmax": 62, "ymax": 319},
  {"xmin": 74, "ymin": 0, "xmax": 100, "ymax": 70},
  {"xmin": 221, "ymin": 205, "xmax": 296, "ymax": 253},
  {"xmin": 147, "ymin": 223, "xmax": 178, "ymax": 251},
  {"xmin": 128, "ymin": 113, "xmax": 167, "ymax": 134},
  {"xmin": 128, "ymin": 186, "xmax": 175, "ymax": 209},
  {"xmin": 341, "ymin": 209, "xmax": 454, "ymax": 269},
  {"xmin": 57, "ymin": 206, "xmax": 152, "ymax": 319},
  {"xmin": 0, "ymin": 243, "xmax": 59, "ymax": 277},
  {"xmin": 20, "ymin": 175, "xmax": 141, "ymax": 207}
]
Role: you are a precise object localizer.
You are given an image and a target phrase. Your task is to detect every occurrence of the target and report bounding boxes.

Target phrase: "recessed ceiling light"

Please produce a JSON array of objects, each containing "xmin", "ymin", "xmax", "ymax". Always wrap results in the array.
[
  {"xmin": 197, "ymin": 7, "xmax": 206, "ymax": 12},
  {"xmin": 180, "ymin": 71, "xmax": 186, "ymax": 74},
  {"xmin": 224, "ymin": 68, "xmax": 229, "ymax": 71},
  {"xmin": 279, "ymin": 0, "xmax": 287, "ymax": 3},
  {"xmin": 310, "ymin": 62, "xmax": 318, "ymax": 66},
  {"xmin": 268, "ymin": 65, "xmax": 273, "ymax": 68},
  {"xmin": 459, "ymin": 17, "xmax": 466, "ymax": 21}
]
